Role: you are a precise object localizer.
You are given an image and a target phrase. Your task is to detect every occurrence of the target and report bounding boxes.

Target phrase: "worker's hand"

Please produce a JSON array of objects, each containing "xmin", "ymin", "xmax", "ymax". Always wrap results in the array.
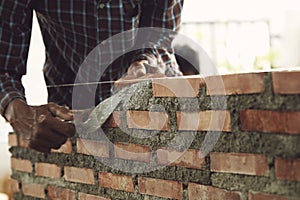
[
  {"xmin": 5, "ymin": 99, "xmax": 75, "ymax": 153},
  {"xmin": 124, "ymin": 60, "xmax": 166, "ymax": 80}
]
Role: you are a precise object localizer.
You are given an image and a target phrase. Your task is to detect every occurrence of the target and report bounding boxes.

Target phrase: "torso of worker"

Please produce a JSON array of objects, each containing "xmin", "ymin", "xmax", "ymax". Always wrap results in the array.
[{"xmin": 0, "ymin": 0, "xmax": 183, "ymax": 114}]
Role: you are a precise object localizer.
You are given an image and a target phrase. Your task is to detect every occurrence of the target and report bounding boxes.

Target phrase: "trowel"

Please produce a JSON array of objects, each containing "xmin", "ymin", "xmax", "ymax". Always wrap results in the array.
[{"xmin": 81, "ymin": 85, "xmax": 131, "ymax": 133}]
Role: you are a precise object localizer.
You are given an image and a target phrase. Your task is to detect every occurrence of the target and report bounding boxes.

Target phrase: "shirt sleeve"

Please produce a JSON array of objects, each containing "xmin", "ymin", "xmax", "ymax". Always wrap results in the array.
[
  {"xmin": 132, "ymin": 0, "xmax": 184, "ymax": 76},
  {"xmin": 0, "ymin": 1, "xmax": 33, "ymax": 116}
]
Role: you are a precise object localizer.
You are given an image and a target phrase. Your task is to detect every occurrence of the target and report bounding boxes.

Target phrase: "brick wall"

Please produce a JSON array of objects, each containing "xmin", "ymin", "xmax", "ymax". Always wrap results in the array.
[{"xmin": 8, "ymin": 71, "xmax": 300, "ymax": 200}]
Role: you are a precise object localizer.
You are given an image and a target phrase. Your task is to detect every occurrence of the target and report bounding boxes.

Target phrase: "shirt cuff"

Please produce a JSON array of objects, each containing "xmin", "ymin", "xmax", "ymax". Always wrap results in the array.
[{"xmin": 0, "ymin": 92, "xmax": 26, "ymax": 120}]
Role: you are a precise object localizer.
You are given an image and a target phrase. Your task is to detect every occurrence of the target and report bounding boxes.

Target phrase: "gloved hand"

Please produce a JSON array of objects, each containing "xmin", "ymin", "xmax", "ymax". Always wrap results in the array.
[{"xmin": 5, "ymin": 99, "xmax": 76, "ymax": 153}]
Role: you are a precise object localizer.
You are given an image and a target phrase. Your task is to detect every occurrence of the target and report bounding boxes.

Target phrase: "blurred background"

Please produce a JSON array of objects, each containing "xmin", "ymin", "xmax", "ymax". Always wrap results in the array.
[{"xmin": 1, "ymin": 0, "xmax": 300, "ymax": 197}]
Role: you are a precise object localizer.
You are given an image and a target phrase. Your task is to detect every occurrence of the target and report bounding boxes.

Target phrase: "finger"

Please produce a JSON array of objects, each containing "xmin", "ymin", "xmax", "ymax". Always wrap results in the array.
[
  {"xmin": 38, "ymin": 114, "xmax": 76, "ymax": 137},
  {"xmin": 144, "ymin": 63, "xmax": 165, "ymax": 74},
  {"xmin": 128, "ymin": 63, "xmax": 146, "ymax": 77},
  {"xmin": 48, "ymin": 103, "xmax": 73, "ymax": 121}
]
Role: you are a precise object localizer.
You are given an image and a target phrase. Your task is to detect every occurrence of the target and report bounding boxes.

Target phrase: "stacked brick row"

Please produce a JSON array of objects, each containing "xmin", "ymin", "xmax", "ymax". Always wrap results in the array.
[{"xmin": 8, "ymin": 71, "xmax": 300, "ymax": 199}]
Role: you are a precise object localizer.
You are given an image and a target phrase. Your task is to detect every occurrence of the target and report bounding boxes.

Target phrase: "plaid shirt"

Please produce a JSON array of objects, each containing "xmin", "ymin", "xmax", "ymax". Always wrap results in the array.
[{"xmin": 0, "ymin": 0, "xmax": 184, "ymax": 116}]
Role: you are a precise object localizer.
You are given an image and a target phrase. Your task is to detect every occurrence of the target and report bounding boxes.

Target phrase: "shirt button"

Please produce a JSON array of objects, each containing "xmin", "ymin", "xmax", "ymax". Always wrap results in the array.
[{"xmin": 99, "ymin": 3, "xmax": 105, "ymax": 9}]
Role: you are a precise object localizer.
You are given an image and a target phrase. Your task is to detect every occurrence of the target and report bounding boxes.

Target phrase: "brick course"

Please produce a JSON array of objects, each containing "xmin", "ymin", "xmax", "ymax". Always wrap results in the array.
[{"xmin": 9, "ymin": 71, "xmax": 300, "ymax": 200}]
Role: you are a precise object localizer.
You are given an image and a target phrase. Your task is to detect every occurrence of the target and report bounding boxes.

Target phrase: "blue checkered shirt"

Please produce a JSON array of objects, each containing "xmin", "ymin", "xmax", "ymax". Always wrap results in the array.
[{"xmin": 0, "ymin": 0, "xmax": 184, "ymax": 116}]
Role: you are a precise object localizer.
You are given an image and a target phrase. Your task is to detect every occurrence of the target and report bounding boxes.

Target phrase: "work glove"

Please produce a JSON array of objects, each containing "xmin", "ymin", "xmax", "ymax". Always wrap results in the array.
[{"xmin": 5, "ymin": 99, "xmax": 76, "ymax": 153}]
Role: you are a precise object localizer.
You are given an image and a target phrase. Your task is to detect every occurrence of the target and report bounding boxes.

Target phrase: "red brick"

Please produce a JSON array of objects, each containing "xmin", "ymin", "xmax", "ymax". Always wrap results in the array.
[
  {"xmin": 64, "ymin": 166, "xmax": 95, "ymax": 184},
  {"xmin": 188, "ymin": 183, "xmax": 241, "ymax": 200},
  {"xmin": 11, "ymin": 158, "xmax": 32, "ymax": 173},
  {"xmin": 157, "ymin": 148, "xmax": 205, "ymax": 169},
  {"xmin": 103, "ymin": 111, "xmax": 122, "ymax": 128},
  {"xmin": 51, "ymin": 139, "xmax": 72, "ymax": 154},
  {"xmin": 114, "ymin": 142, "xmax": 151, "ymax": 162},
  {"xmin": 206, "ymin": 73, "xmax": 265, "ymax": 95},
  {"xmin": 35, "ymin": 163, "xmax": 61, "ymax": 178},
  {"xmin": 76, "ymin": 138, "xmax": 109, "ymax": 158},
  {"xmin": 18, "ymin": 135, "xmax": 29, "ymax": 148},
  {"xmin": 177, "ymin": 111, "xmax": 231, "ymax": 132},
  {"xmin": 8, "ymin": 134, "xmax": 18, "ymax": 146},
  {"xmin": 273, "ymin": 71, "xmax": 300, "ymax": 94},
  {"xmin": 98, "ymin": 172, "xmax": 134, "ymax": 192},
  {"xmin": 22, "ymin": 183, "xmax": 45, "ymax": 198},
  {"xmin": 48, "ymin": 186, "xmax": 76, "ymax": 200},
  {"xmin": 127, "ymin": 110, "xmax": 169, "ymax": 130},
  {"xmin": 210, "ymin": 152, "xmax": 269, "ymax": 176},
  {"xmin": 240, "ymin": 110, "xmax": 300, "ymax": 134},
  {"xmin": 275, "ymin": 158, "xmax": 300, "ymax": 181},
  {"xmin": 78, "ymin": 193, "xmax": 110, "ymax": 200},
  {"xmin": 249, "ymin": 192, "xmax": 291, "ymax": 200},
  {"xmin": 152, "ymin": 76, "xmax": 203, "ymax": 97},
  {"xmin": 8, "ymin": 178, "xmax": 20, "ymax": 193},
  {"xmin": 138, "ymin": 177, "xmax": 182, "ymax": 199}
]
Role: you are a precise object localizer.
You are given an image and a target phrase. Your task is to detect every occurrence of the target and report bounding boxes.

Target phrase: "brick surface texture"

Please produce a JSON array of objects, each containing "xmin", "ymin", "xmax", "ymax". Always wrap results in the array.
[
  {"xmin": 11, "ymin": 158, "xmax": 32, "ymax": 173},
  {"xmin": 138, "ymin": 177, "xmax": 183, "ymax": 199},
  {"xmin": 98, "ymin": 172, "xmax": 134, "ymax": 192},
  {"xmin": 205, "ymin": 72, "xmax": 265, "ymax": 95},
  {"xmin": 157, "ymin": 148, "xmax": 205, "ymax": 169},
  {"xmin": 241, "ymin": 110, "xmax": 300, "ymax": 134},
  {"xmin": 35, "ymin": 162, "xmax": 61, "ymax": 178},
  {"xmin": 127, "ymin": 110, "xmax": 169, "ymax": 130},
  {"xmin": 78, "ymin": 192, "xmax": 110, "ymax": 200},
  {"xmin": 48, "ymin": 186, "xmax": 76, "ymax": 200},
  {"xmin": 22, "ymin": 183, "xmax": 45, "ymax": 198},
  {"xmin": 77, "ymin": 138, "xmax": 109, "ymax": 157},
  {"xmin": 273, "ymin": 71, "xmax": 300, "ymax": 94},
  {"xmin": 210, "ymin": 152, "xmax": 269, "ymax": 176},
  {"xmin": 114, "ymin": 142, "xmax": 151, "ymax": 162},
  {"xmin": 248, "ymin": 192, "xmax": 291, "ymax": 200},
  {"xmin": 188, "ymin": 183, "xmax": 241, "ymax": 200},
  {"xmin": 9, "ymin": 71, "xmax": 300, "ymax": 200},
  {"xmin": 275, "ymin": 158, "xmax": 300, "ymax": 181},
  {"xmin": 64, "ymin": 166, "xmax": 95, "ymax": 184},
  {"xmin": 8, "ymin": 134, "xmax": 18, "ymax": 146},
  {"xmin": 177, "ymin": 110, "xmax": 231, "ymax": 131}
]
